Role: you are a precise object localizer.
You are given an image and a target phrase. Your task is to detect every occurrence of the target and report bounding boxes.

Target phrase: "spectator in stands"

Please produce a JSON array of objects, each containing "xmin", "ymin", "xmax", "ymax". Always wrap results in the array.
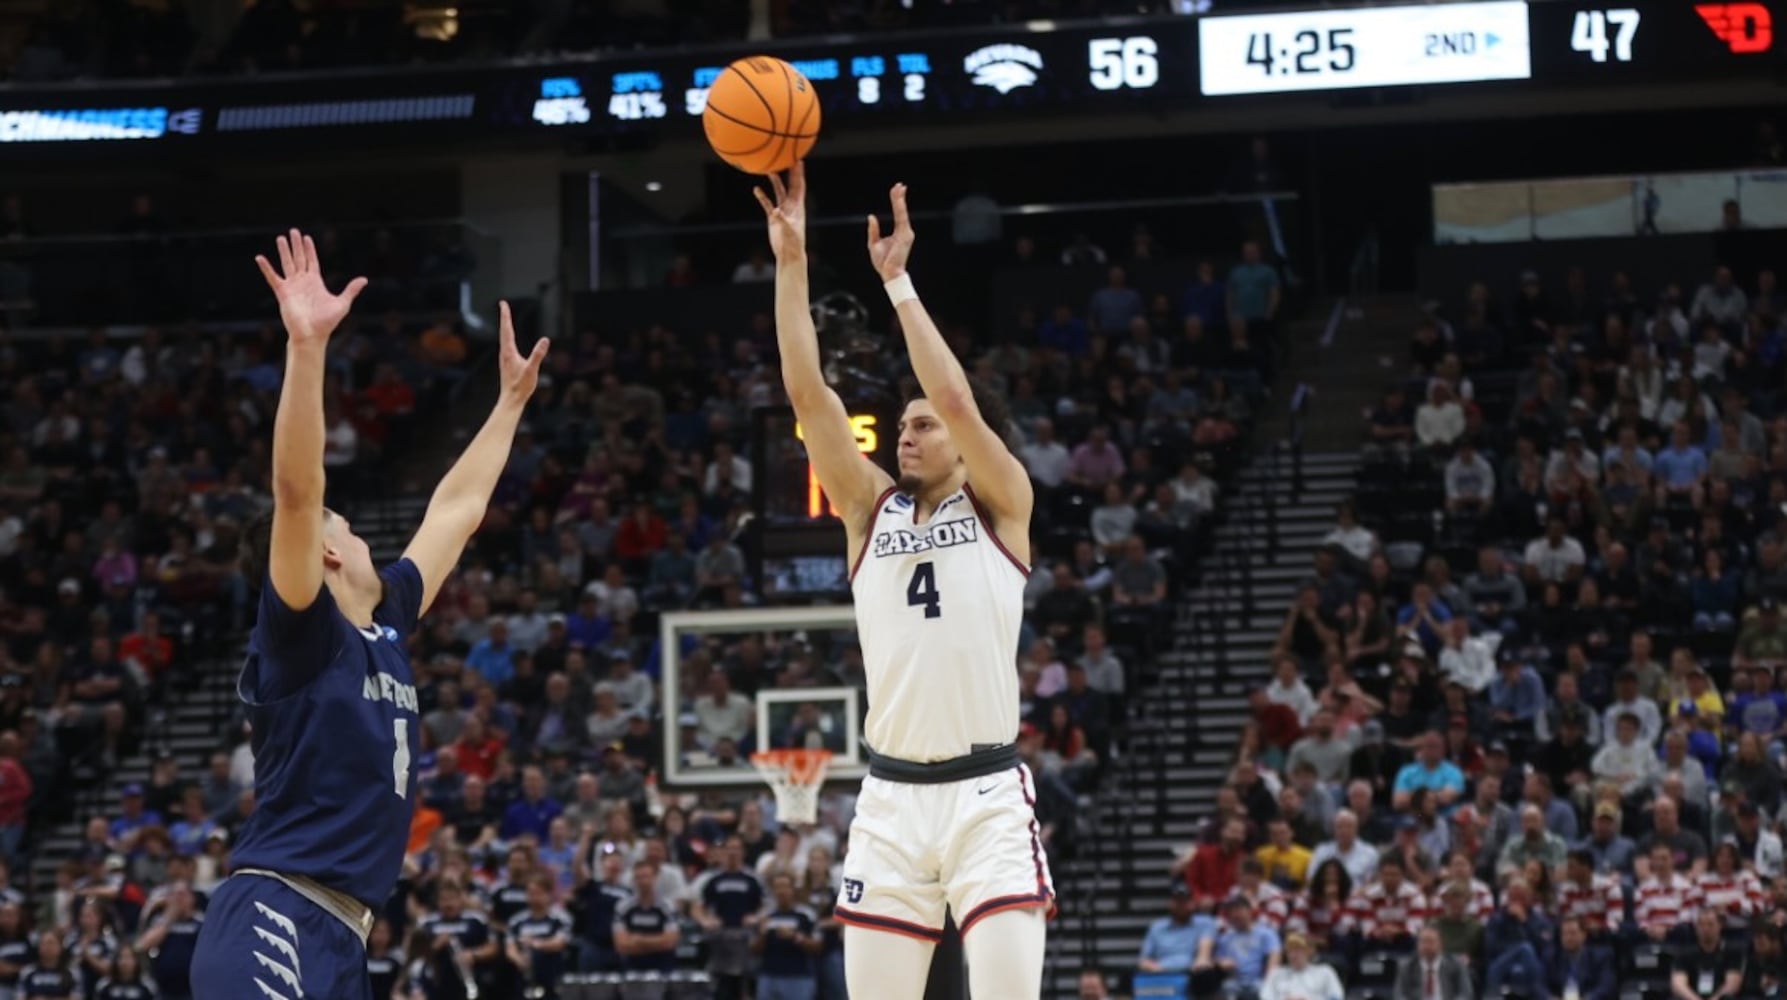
[
  {"xmin": 1179, "ymin": 818, "xmax": 1250, "ymax": 910},
  {"xmin": 1437, "ymin": 619, "xmax": 1496, "ymax": 694},
  {"xmin": 1487, "ymin": 657, "xmax": 1546, "ymax": 737},
  {"xmin": 1285, "ymin": 710, "xmax": 1348, "ymax": 785},
  {"xmin": 1691, "ymin": 266, "xmax": 1749, "ymax": 331},
  {"xmin": 1226, "ymin": 242, "xmax": 1280, "ymax": 337},
  {"xmin": 1310, "ymin": 810, "xmax": 1377, "ymax": 886},
  {"xmin": 614, "ymin": 860, "xmax": 680, "ymax": 973},
  {"xmin": 1523, "ymin": 513, "xmax": 1587, "ymax": 586},
  {"xmin": 1697, "ymin": 839, "xmax": 1764, "ymax": 929},
  {"xmin": 1461, "ymin": 547, "xmax": 1526, "ymax": 634},
  {"xmin": 1444, "ymin": 439, "xmax": 1495, "ymax": 522},
  {"xmin": 1067, "ymin": 425, "xmax": 1126, "ymax": 495},
  {"xmin": 1634, "ymin": 843, "xmax": 1699, "ymax": 942},
  {"xmin": 1201, "ymin": 895, "xmax": 1280, "ymax": 1000},
  {"xmin": 1734, "ymin": 596, "xmax": 1787, "ymax": 671},
  {"xmin": 1391, "ymin": 926, "xmax": 1471, "ymax": 1000},
  {"xmin": 1265, "ymin": 660, "xmax": 1322, "ymax": 732},
  {"xmin": 1392, "ymin": 732, "xmax": 1464, "ymax": 811},
  {"xmin": 1079, "ymin": 624, "xmax": 1125, "ymax": 699},
  {"xmin": 1547, "ymin": 916, "xmax": 1616, "ymax": 1000},
  {"xmin": 1364, "ymin": 387, "xmax": 1416, "ymax": 464},
  {"xmin": 1256, "ymin": 817, "xmax": 1312, "ymax": 891},
  {"xmin": 1257, "ymin": 932, "xmax": 1340, "ymax": 1000},
  {"xmin": 1089, "ymin": 266, "xmax": 1145, "ymax": 335},
  {"xmin": 1429, "ymin": 879, "xmax": 1484, "ymax": 965},
  {"xmin": 1670, "ymin": 909, "xmax": 1744, "ymax": 999},
  {"xmin": 1348, "ymin": 853, "xmax": 1425, "ymax": 958},
  {"xmin": 1498, "ymin": 804, "xmax": 1568, "ymax": 877},
  {"xmin": 1018, "ymin": 419, "xmax": 1070, "ymax": 490},
  {"xmin": 1139, "ymin": 883, "xmax": 1218, "ymax": 974},
  {"xmin": 1484, "ymin": 877, "xmax": 1554, "ymax": 998},
  {"xmin": 1415, "ymin": 383, "xmax": 1465, "ymax": 452}
]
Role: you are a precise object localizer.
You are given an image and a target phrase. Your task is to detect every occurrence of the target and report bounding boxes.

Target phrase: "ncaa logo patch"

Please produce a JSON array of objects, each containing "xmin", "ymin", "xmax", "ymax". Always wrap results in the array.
[{"xmin": 844, "ymin": 878, "xmax": 865, "ymax": 904}]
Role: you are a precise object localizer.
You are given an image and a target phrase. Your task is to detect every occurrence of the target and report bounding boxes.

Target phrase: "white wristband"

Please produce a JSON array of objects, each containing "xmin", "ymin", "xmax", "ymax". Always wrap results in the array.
[{"xmin": 884, "ymin": 273, "xmax": 918, "ymax": 307}]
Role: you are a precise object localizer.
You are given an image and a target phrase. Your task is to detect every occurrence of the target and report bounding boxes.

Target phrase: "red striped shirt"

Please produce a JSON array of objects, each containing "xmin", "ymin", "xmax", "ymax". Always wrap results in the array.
[
  {"xmin": 1555, "ymin": 873, "xmax": 1625, "ymax": 934},
  {"xmin": 1286, "ymin": 895, "xmax": 1352, "ymax": 943},
  {"xmin": 1694, "ymin": 870, "xmax": 1765, "ymax": 925},
  {"xmin": 1634, "ymin": 874, "xmax": 1699, "ymax": 932},
  {"xmin": 1348, "ymin": 881, "xmax": 1428, "ymax": 939}
]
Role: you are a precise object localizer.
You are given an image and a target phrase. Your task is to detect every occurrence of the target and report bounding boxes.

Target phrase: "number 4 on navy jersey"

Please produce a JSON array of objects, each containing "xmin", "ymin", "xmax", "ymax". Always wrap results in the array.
[{"xmin": 907, "ymin": 561, "xmax": 941, "ymax": 618}]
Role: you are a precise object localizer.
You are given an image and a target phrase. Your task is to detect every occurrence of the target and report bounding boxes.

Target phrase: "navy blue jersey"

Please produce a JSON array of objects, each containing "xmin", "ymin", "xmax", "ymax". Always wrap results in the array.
[
  {"xmin": 700, "ymin": 870, "xmax": 765, "ymax": 928},
  {"xmin": 94, "ymin": 979, "xmax": 158, "ymax": 1000},
  {"xmin": 417, "ymin": 912, "xmax": 492, "ymax": 952},
  {"xmin": 489, "ymin": 881, "xmax": 531, "ymax": 925},
  {"xmin": 613, "ymin": 899, "xmax": 677, "ymax": 972},
  {"xmin": 758, "ymin": 906, "xmax": 818, "ymax": 977},
  {"xmin": 366, "ymin": 949, "xmax": 403, "ymax": 1000},
  {"xmin": 18, "ymin": 965, "xmax": 78, "ymax": 998},
  {"xmin": 506, "ymin": 909, "xmax": 572, "ymax": 986},
  {"xmin": 0, "ymin": 936, "xmax": 29, "ymax": 985},
  {"xmin": 231, "ymin": 560, "xmax": 424, "ymax": 910},
  {"xmin": 572, "ymin": 881, "xmax": 632, "ymax": 948},
  {"xmin": 148, "ymin": 914, "xmax": 202, "ymax": 995}
]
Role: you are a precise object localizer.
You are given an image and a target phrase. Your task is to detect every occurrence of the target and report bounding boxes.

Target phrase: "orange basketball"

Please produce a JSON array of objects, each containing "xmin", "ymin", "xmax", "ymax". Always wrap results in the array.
[{"xmin": 702, "ymin": 56, "xmax": 821, "ymax": 175}]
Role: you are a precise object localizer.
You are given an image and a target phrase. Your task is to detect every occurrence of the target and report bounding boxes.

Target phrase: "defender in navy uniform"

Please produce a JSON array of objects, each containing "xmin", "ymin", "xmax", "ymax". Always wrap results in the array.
[{"xmin": 188, "ymin": 230, "xmax": 549, "ymax": 1000}]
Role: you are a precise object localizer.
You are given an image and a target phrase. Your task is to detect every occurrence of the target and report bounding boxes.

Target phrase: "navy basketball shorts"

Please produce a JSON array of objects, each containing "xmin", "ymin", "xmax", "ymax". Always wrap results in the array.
[{"xmin": 191, "ymin": 874, "xmax": 371, "ymax": 1000}]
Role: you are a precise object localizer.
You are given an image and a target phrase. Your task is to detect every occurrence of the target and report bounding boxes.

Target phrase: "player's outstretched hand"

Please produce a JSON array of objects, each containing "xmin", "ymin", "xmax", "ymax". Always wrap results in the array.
[
  {"xmin": 496, "ymin": 300, "xmax": 549, "ymax": 405},
  {"xmin": 866, "ymin": 182, "xmax": 915, "ymax": 282},
  {"xmin": 752, "ymin": 161, "xmax": 807, "ymax": 261},
  {"xmin": 254, "ymin": 228, "xmax": 368, "ymax": 347}
]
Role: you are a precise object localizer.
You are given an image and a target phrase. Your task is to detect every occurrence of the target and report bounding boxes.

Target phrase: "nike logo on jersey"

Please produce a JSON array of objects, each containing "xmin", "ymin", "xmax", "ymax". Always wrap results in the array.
[
  {"xmin": 977, "ymin": 781, "xmax": 1000, "ymax": 795},
  {"xmin": 873, "ymin": 518, "xmax": 979, "ymax": 557},
  {"xmin": 356, "ymin": 624, "xmax": 400, "ymax": 643}
]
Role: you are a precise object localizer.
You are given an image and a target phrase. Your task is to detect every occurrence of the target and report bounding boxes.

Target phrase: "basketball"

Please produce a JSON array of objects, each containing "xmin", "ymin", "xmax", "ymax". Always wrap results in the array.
[{"xmin": 702, "ymin": 56, "xmax": 822, "ymax": 175}]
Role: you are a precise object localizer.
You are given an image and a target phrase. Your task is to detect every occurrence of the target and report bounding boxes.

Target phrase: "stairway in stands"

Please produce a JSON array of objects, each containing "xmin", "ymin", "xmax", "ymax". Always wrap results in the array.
[
  {"xmin": 1046, "ymin": 449, "xmax": 1359, "ymax": 996},
  {"xmin": 28, "ymin": 495, "xmax": 428, "ymax": 895}
]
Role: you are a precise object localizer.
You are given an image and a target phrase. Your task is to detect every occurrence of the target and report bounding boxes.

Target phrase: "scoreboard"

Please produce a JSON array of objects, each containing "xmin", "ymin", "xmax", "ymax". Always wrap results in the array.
[{"xmin": 0, "ymin": 0, "xmax": 1774, "ymax": 149}]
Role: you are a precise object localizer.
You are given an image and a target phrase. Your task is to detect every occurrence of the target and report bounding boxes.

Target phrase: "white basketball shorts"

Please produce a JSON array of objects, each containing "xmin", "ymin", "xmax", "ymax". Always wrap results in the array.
[{"xmin": 835, "ymin": 763, "xmax": 1055, "ymax": 943}]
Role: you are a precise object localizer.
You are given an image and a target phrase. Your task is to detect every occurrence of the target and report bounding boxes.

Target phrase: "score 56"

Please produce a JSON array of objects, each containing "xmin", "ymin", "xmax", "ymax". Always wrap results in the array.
[
  {"xmin": 1572, "ymin": 8, "xmax": 1641, "ymax": 62},
  {"xmin": 795, "ymin": 415, "xmax": 879, "ymax": 518},
  {"xmin": 1089, "ymin": 37, "xmax": 1160, "ymax": 90}
]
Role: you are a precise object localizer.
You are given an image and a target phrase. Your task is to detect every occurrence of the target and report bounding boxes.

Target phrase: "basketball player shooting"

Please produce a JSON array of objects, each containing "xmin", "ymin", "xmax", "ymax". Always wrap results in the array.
[
  {"xmin": 755, "ymin": 165, "xmax": 1053, "ymax": 998},
  {"xmin": 189, "ymin": 230, "xmax": 547, "ymax": 1000}
]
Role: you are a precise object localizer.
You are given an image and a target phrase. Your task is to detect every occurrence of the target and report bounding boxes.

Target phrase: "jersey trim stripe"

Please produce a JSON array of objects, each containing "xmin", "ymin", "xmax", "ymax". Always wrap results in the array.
[
  {"xmin": 848, "ymin": 486, "xmax": 902, "ymax": 583},
  {"xmin": 962, "ymin": 483, "xmax": 1030, "ymax": 578},
  {"xmin": 959, "ymin": 891, "xmax": 1054, "ymax": 935},
  {"xmin": 1017, "ymin": 766, "xmax": 1059, "ymax": 921},
  {"xmin": 833, "ymin": 907, "xmax": 944, "ymax": 942}
]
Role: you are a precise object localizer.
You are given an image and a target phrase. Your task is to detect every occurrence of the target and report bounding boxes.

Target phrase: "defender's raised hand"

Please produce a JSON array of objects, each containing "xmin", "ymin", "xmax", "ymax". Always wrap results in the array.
[
  {"xmin": 866, "ymin": 182, "xmax": 915, "ymax": 281},
  {"xmin": 254, "ymin": 228, "xmax": 368, "ymax": 346},
  {"xmin": 496, "ymin": 300, "xmax": 549, "ymax": 404},
  {"xmin": 752, "ymin": 161, "xmax": 808, "ymax": 261}
]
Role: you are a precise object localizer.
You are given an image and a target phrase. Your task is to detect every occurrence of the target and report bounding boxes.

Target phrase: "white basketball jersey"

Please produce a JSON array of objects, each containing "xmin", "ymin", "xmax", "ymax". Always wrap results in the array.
[{"xmin": 849, "ymin": 484, "xmax": 1026, "ymax": 762}]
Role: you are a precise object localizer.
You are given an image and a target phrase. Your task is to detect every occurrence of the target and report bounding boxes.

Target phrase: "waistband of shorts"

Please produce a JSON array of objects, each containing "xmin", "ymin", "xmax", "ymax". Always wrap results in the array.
[
  {"xmin": 866, "ymin": 743, "xmax": 1018, "ymax": 784},
  {"xmin": 234, "ymin": 868, "xmax": 374, "ymax": 946}
]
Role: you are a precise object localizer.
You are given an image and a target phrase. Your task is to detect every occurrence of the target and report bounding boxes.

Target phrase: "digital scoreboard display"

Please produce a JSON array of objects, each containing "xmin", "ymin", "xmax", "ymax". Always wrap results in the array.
[{"xmin": 0, "ymin": 0, "xmax": 1773, "ymax": 151}]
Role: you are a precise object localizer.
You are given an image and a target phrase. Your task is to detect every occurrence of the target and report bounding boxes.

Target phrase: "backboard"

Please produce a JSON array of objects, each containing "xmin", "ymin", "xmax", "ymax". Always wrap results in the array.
[{"xmin": 658, "ymin": 604, "xmax": 868, "ymax": 788}]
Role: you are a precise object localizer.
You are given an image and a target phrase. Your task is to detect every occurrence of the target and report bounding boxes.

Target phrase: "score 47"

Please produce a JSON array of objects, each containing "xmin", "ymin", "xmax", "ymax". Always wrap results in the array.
[{"xmin": 1572, "ymin": 8, "xmax": 1641, "ymax": 62}]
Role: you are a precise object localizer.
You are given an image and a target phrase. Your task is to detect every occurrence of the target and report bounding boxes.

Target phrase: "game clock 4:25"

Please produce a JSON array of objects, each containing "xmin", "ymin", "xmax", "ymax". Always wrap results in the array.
[{"xmin": 1198, "ymin": 0, "xmax": 1533, "ymax": 96}]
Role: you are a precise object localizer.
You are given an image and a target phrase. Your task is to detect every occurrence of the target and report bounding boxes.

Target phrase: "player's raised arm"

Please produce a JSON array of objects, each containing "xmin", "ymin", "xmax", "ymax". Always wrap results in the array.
[
  {"xmin": 402, "ymin": 301, "xmax": 548, "ymax": 614},
  {"xmin": 867, "ymin": 184, "xmax": 1033, "ymax": 534},
  {"xmin": 256, "ymin": 229, "xmax": 368, "ymax": 610},
  {"xmin": 754, "ymin": 163, "xmax": 893, "ymax": 526}
]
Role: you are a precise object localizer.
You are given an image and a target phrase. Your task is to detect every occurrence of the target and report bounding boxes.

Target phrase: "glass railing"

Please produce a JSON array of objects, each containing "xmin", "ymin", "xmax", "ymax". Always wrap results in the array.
[{"xmin": 1434, "ymin": 166, "xmax": 1787, "ymax": 244}]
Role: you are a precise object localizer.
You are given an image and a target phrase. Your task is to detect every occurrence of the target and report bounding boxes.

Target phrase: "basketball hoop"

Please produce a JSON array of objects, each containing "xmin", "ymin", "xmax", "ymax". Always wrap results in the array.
[{"xmin": 751, "ymin": 748, "xmax": 832, "ymax": 826}]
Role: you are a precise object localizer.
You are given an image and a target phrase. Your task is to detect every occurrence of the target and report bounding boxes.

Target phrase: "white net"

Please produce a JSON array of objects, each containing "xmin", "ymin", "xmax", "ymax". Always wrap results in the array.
[{"xmin": 751, "ymin": 750, "xmax": 831, "ymax": 826}]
